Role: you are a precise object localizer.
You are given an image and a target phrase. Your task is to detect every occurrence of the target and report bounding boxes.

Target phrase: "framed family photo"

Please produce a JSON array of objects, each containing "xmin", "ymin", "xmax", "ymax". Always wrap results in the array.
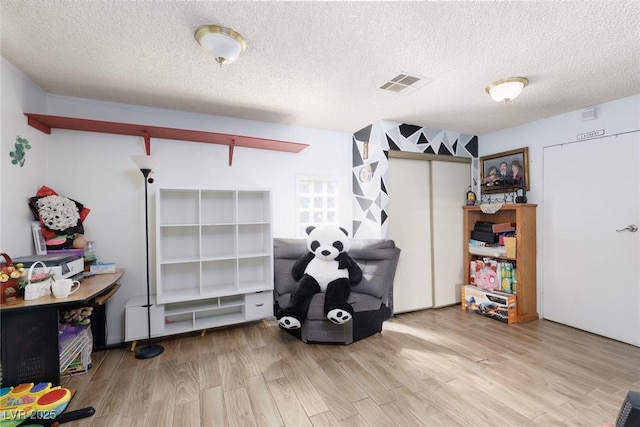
[{"xmin": 480, "ymin": 147, "xmax": 529, "ymax": 194}]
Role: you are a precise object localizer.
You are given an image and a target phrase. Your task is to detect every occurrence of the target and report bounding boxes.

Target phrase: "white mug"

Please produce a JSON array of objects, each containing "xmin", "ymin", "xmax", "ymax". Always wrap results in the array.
[{"xmin": 52, "ymin": 279, "xmax": 81, "ymax": 298}]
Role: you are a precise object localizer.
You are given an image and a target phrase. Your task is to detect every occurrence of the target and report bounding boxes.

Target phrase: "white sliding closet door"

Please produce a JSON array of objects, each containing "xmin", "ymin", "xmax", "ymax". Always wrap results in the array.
[
  {"xmin": 431, "ymin": 161, "xmax": 470, "ymax": 307},
  {"xmin": 389, "ymin": 156, "xmax": 470, "ymax": 313},
  {"xmin": 388, "ymin": 157, "xmax": 433, "ymax": 312},
  {"xmin": 543, "ymin": 132, "xmax": 640, "ymax": 346}
]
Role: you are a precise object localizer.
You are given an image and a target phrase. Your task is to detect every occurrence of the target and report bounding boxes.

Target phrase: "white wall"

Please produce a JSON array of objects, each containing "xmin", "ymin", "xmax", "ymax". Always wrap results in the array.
[
  {"xmin": 1, "ymin": 58, "xmax": 353, "ymax": 344},
  {"xmin": 479, "ymin": 94, "xmax": 640, "ymax": 315},
  {"xmin": 479, "ymin": 95, "xmax": 640, "ymax": 205},
  {"xmin": 1, "ymin": 59, "xmax": 49, "ymax": 256}
]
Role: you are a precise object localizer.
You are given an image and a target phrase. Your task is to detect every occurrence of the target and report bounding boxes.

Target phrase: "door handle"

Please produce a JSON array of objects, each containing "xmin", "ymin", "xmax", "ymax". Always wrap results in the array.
[{"xmin": 616, "ymin": 224, "xmax": 638, "ymax": 232}]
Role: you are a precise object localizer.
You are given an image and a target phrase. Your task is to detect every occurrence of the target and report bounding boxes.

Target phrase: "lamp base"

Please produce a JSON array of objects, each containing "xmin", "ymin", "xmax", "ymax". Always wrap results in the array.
[{"xmin": 135, "ymin": 343, "xmax": 164, "ymax": 359}]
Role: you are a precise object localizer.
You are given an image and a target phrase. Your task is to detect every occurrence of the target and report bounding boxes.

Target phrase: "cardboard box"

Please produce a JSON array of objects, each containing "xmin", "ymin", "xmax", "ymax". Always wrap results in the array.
[
  {"xmin": 461, "ymin": 285, "xmax": 517, "ymax": 324},
  {"xmin": 492, "ymin": 222, "xmax": 515, "ymax": 233},
  {"xmin": 90, "ymin": 262, "xmax": 116, "ymax": 274},
  {"xmin": 503, "ymin": 237, "xmax": 517, "ymax": 258}
]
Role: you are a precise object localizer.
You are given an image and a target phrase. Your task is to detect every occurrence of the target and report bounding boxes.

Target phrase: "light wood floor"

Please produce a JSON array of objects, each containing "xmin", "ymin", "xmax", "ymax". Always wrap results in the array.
[{"xmin": 61, "ymin": 306, "xmax": 639, "ymax": 426}]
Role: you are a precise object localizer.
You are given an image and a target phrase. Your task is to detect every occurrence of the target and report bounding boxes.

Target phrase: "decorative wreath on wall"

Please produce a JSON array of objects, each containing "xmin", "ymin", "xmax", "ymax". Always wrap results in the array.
[{"xmin": 28, "ymin": 186, "xmax": 90, "ymax": 249}]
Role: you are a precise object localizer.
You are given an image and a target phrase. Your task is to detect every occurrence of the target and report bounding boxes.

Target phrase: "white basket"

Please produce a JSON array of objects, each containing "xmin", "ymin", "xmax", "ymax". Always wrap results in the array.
[{"xmin": 23, "ymin": 261, "xmax": 52, "ymax": 301}]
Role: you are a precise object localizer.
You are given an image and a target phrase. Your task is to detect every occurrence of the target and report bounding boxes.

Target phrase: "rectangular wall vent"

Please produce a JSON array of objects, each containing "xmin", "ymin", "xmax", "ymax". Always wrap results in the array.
[{"xmin": 379, "ymin": 73, "xmax": 432, "ymax": 95}]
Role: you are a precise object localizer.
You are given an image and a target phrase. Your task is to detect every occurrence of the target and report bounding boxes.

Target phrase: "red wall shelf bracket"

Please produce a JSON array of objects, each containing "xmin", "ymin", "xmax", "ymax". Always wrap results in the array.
[
  {"xmin": 27, "ymin": 115, "xmax": 51, "ymax": 134},
  {"xmin": 229, "ymin": 139, "xmax": 236, "ymax": 166},
  {"xmin": 141, "ymin": 131, "xmax": 151, "ymax": 155}
]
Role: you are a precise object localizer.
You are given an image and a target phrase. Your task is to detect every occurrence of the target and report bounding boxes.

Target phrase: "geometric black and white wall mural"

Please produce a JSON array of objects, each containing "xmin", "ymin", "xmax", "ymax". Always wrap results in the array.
[{"xmin": 352, "ymin": 120, "xmax": 478, "ymax": 239}]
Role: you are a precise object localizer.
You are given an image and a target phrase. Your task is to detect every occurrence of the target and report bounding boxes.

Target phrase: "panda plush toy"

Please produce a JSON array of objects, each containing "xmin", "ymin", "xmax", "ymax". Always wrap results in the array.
[{"xmin": 277, "ymin": 225, "xmax": 363, "ymax": 330}]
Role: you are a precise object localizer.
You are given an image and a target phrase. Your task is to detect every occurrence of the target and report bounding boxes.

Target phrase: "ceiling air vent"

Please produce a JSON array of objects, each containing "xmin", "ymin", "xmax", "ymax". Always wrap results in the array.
[{"xmin": 379, "ymin": 73, "xmax": 432, "ymax": 95}]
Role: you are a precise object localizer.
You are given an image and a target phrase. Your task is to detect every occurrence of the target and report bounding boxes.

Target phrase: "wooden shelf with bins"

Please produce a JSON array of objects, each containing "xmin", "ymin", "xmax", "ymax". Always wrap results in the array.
[{"xmin": 463, "ymin": 204, "xmax": 538, "ymax": 323}]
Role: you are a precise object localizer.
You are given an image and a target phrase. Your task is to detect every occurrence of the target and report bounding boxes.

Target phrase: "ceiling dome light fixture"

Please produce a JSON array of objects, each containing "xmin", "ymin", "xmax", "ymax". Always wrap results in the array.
[
  {"xmin": 195, "ymin": 25, "xmax": 247, "ymax": 66},
  {"xmin": 485, "ymin": 77, "xmax": 529, "ymax": 103}
]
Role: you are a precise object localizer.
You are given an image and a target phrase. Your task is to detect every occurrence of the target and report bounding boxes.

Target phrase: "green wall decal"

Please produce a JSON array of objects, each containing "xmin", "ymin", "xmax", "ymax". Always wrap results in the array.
[{"xmin": 9, "ymin": 136, "xmax": 31, "ymax": 167}]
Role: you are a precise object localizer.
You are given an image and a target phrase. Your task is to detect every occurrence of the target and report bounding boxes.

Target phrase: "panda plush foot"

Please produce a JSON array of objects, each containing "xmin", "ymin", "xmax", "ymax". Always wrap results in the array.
[
  {"xmin": 278, "ymin": 316, "xmax": 302, "ymax": 330},
  {"xmin": 327, "ymin": 309, "xmax": 352, "ymax": 325}
]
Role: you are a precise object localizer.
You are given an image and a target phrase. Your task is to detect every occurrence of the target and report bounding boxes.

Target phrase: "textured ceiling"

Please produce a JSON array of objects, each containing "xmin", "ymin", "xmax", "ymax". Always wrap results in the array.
[{"xmin": 1, "ymin": 1, "xmax": 639, "ymax": 136}]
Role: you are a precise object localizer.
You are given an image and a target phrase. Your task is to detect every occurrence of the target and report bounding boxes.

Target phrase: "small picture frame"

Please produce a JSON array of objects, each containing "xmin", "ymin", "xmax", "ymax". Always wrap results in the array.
[
  {"xmin": 32, "ymin": 221, "xmax": 47, "ymax": 255},
  {"xmin": 480, "ymin": 147, "xmax": 529, "ymax": 194}
]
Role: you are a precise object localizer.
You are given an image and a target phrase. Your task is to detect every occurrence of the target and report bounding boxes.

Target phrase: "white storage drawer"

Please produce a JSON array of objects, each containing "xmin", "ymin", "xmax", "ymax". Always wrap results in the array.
[
  {"xmin": 245, "ymin": 291, "xmax": 273, "ymax": 319},
  {"xmin": 125, "ymin": 296, "xmax": 165, "ymax": 341}
]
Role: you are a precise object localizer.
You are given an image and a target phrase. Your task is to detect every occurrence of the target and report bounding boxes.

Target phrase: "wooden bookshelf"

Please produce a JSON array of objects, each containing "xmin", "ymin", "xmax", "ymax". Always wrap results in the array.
[{"xmin": 463, "ymin": 204, "xmax": 538, "ymax": 323}]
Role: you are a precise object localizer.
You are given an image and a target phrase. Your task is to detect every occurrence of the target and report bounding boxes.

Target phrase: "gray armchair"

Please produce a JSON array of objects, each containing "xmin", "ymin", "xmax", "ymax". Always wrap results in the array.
[{"xmin": 273, "ymin": 238, "xmax": 401, "ymax": 344}]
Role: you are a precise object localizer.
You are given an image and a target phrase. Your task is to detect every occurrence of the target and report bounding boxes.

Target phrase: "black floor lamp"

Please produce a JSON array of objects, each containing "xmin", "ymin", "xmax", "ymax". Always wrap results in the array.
[{"xmin": 131, "ymin": 155, "xmax": 164, "ymax": 359}]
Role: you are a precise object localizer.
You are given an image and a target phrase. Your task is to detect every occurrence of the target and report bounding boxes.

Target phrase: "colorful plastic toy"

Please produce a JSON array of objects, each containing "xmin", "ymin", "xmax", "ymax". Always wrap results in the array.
[{"xmin": 0, "ymin": 382, "xmax": 71, "ymax": 426}]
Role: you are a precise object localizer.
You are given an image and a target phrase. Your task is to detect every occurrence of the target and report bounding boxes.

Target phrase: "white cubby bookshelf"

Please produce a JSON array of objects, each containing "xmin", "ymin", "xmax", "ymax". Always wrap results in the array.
[
  {"xmin": 156, "ymin": 188, "xmax": 273, "ymax": 304},
  {"xmin": 123, "ymin": 188, "xmax": 274, "ymax": 343}
]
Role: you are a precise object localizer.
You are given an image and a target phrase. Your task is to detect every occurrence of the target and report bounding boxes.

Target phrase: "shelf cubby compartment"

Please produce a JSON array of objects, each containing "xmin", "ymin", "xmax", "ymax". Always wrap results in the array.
[
  {"xmin": 159, "ymin": 189, "xmax": 200, "ymax": 225},
  {"xmin": 158, "ymin": 262, "xmax": 200, "ymax": 303},
  {"xmin": 201, "ymin": 259, "xmax": 238, "ymax": 296},
  {"xmin": 238, "ymin": 224, "xmax": 271, "ymax": 256},
  {"xmin": 201, "ymin": 190, "xmax": 236, "ymax": 224},
  {"xmin": 159, "ymin": 225, "xmax": 200, "ymax": 261},
  {"xmin": 197, "ymin": 295, "xmax": 246, "ymax": 328},
  {"xmin": 468, "ymin": 250, "xmax": 517, "ymax": 262},
  {"xmin": 163, "ymin": 312, "xmax": 194, "ymax": 335},
  {"xmin": 238, "ymin": 256, "xmax": 272, "ymax": 291},
  {"xmin": 202, "ymin": 225, "xmax": 237, "ymax": 258},
  {"xmin": 195, "ymin": 308, "xmax": 245, "ymax": 329},
  {"xmin": 237, "ymin": 191, "xmax": 271, "ymax": 223},
  {"xmin": 163, "ymin": 297, "xmax": 246, "ymax": 332},
  {"xmin": 178, "ymin": 295, "xmax": 244, "ymax": 312}
]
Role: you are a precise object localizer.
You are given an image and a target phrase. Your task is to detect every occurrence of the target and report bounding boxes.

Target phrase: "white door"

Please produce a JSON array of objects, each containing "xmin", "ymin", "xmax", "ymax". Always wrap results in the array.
[
  {"xmin": 431, "ymin": 161, "xmax": 470, "ymax": 307},
  {"xmin": 543, "ymin": 132, "xmax": 640, "ymax": 346},
  {"xmin": 388, "ymin": 157, "xmax": 433, "ymax": 312}
]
